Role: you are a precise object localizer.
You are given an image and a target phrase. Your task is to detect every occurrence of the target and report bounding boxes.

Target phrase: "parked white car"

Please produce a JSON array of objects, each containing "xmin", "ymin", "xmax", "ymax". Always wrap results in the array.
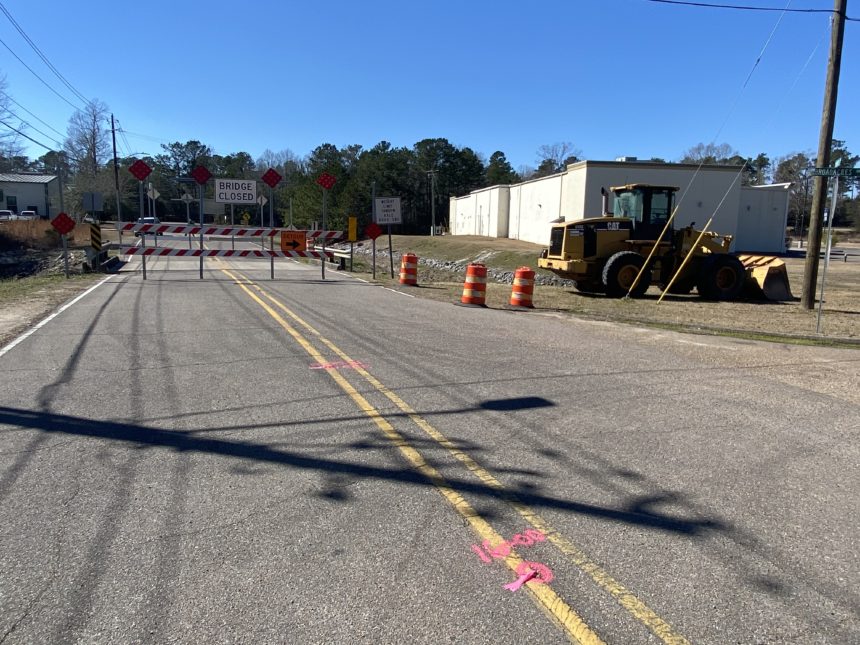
[
  {"xmin": 0, "ymin": 210, "xmax": 15, "ymax": 221},
  {"xmin": 19, "ymin": 210, "xmax": 37, "ymax": 220},
  {"xmin": 135, "ymin": 216, "xmax": 163, "ymax": 236}
]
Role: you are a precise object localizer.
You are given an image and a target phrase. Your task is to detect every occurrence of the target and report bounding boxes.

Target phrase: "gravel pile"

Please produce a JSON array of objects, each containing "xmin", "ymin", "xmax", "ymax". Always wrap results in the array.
[
  {"xmin": 0, "ymin": 249, "xmax": 88, "ymax": 279},
  {"xmin": 348, "ymin": 245, "xmax": 576, "ymax": 288}
]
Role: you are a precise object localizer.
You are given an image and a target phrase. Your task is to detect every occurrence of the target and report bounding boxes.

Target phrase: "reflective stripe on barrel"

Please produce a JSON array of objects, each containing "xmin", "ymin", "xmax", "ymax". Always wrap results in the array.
[
  {"xmin": 510, "ymin": 266, "xmax": 535, "ymax": 308},
  {"xmin": 399, "ymin": 253, "xmax": 418, "ymax": 285},
  {"xmin": 461, "ymin": 262, "xmax": 487, "ymax": 306}
]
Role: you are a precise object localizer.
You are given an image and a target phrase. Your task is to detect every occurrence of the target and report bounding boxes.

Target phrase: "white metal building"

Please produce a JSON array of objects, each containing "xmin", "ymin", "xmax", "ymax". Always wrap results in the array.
[
  {"xmin": 449, "ymin": 160, "xmax": 790, "ymax": 253},
  {"xmin": 0, "ymin": 173, "xmax": 60, "ymax": 218}
]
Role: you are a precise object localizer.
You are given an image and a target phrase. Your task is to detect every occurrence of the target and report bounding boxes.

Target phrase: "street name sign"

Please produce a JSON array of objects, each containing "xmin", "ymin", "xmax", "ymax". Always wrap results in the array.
[
  {"xmin": 812, "ymin": 167, "xmax": 860, "ymax": 177},
  {"xmin": 374, "ymin": 197, "xmax": 402, "ymax": 225},
  {"xmin": 215, "ymin": 179, "xmax": 257, "ymax": 204}
]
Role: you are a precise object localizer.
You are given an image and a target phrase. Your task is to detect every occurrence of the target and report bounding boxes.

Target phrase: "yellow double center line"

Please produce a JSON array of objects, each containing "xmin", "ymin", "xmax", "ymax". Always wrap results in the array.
[{"xmin": 224, "ymin": 267, "xmax": 690, "ymax": 645}]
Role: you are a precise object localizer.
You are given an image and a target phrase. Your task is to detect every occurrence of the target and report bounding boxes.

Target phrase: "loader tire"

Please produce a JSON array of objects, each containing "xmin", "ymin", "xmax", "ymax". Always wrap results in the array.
[
  {"xmin": 602, "ymin": 251, "xmax": 649, "ymax": 298},
  {"xmin": 697, "ymin": 254, "xmax": 745, "ymax": 301}
]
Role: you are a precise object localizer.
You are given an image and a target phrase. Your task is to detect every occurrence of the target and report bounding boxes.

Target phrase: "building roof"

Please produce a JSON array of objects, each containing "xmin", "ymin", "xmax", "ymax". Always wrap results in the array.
[{"xmin": 0, "ymin": 173, "xmax": 57, "ymax": 184}]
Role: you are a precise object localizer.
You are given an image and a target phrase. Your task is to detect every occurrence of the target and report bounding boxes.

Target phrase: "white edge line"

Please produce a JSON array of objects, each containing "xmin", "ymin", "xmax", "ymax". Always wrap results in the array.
[
  {"xmin": 383, "ymin": 287, "xmax": 416, "ymax": 298},
  {"xmin": 343, "ymin": 272, "xmax": 414, "ymax": 297},
  {"xmin": 0, "ymin": 275, "xmax": 115, "ymax": 358}
]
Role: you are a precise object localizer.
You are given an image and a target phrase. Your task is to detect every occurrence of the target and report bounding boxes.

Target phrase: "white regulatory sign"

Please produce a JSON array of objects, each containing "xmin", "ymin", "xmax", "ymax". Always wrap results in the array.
[
  {"xmin": 215, "ymin": 178, "xmax": 257, "ymax": 204},
  {"xmin": 374, "ymin": 197, "xmax": 402, "ymax": 225}
]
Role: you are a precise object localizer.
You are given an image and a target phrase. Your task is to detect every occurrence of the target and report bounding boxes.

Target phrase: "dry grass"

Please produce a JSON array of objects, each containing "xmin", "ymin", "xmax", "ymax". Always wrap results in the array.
[
  {"xmin": 352, "ymin": 235, "xmax": 859, "ymax": 343},
  {"xmin": 0, "ymin": 220, "xmax": 93, "ymax": 249}
]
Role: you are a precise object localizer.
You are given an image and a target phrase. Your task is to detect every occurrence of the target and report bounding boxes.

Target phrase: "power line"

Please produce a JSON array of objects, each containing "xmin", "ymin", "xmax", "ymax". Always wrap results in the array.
[
  {"xmin": 7, "ymin": 111, "xmax": 63, "ymax": 147},
  {"xmin": 0, "ymin": 89, "xmax": 65, "ymax": 139},
  {"xmin": 643, "ymin": 0, "xmax": 858, "ymax": 20},
  {"xmin": 114, "ymin": 119, "xmax": 134, "ymax": 156},
  {"xmin": 0, "ymin": 116, "xmax": 52, "ymax": 151},
  {"xmin": 0, "ymin": 35, "xmax": 83, "ymax": 110},
  {"xmin": 0, "ymin": 2, "xmax": 91, "ymax": 106},
  {"xmin": 119, "ymin": 128, "xmax": 172, "ymax": 144}
]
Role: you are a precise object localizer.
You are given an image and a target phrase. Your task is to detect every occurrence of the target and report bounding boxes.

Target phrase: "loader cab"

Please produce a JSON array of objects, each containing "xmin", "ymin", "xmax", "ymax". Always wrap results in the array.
[{"xmin": 612, "ymin": 184, "xmax": 677, "ymax": 241}]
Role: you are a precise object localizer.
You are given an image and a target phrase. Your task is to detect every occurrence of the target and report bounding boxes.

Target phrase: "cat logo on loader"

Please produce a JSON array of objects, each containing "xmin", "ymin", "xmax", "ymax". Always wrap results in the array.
[{"xmin": 537, "ymin": 184, "xmax": 792, "ymax": 301}]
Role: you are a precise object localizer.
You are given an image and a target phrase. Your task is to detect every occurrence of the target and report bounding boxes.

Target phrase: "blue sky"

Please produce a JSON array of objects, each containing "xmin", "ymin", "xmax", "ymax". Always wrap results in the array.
[{"xmin": 1, "ymin": 0, "xmax": 857, "ymax": 172}]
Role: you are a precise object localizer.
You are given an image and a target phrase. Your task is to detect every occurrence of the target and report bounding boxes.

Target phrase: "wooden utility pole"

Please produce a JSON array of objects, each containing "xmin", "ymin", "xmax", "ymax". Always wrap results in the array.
[{"xmin": 802, "ymin": 0, "xmax": 847, "ymax": 310}]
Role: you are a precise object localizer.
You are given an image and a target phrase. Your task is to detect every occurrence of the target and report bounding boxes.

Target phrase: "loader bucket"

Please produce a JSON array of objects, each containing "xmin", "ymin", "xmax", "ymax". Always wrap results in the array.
[{"xmin": 738, "ymin": 255, "xmax": 794, "ymax": 301}]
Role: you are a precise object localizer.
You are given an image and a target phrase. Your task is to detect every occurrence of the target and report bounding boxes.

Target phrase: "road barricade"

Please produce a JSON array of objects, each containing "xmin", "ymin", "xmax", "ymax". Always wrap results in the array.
[
  {"xmin": 461, "ymin": 262, "xmax": 487, "ymax": 306},
  {"xmin": 399, "ymin": 253, "xmax": 418, "ymax": 286},
  {"xmin": 510, "ymin": 266, "xmax": 535, "ymax": 308}
]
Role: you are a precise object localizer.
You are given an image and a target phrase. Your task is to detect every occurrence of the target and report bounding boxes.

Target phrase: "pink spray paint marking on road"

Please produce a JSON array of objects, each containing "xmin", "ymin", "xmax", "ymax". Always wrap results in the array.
[
  {"xmin": 503, "ymin": 561, "xmax": 555, "ymax": 592},
  {"xmin": 504, "ymin": 567, "xmax": 537, "ymax": 592},
  {"xmin": 310, "ymin": 360, "xmax": 368, "ymax": 370},
  {"xmin": 470, "ymin": 529, "xmax": 546, "ymax": 562}
]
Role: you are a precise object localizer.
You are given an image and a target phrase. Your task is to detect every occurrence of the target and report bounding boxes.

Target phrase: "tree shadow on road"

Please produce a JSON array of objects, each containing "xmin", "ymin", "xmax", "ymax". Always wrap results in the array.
[{"xmin": 0, "ymin": 405, "xmax": 725, "ymax": 537}]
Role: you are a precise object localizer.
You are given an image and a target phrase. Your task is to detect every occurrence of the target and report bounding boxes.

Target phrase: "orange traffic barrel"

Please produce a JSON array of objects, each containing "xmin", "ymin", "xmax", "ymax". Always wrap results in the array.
[
  {"xmin": 399, "ymin": 253, "xmax": 418, "ymax": 286},
  {"xmin": 461, "ymin": 262, "xmax": 487, "ymax": 306},
  {"xmin": 510, "ymin": 266, "xmax": 535, "ymax": 308}
]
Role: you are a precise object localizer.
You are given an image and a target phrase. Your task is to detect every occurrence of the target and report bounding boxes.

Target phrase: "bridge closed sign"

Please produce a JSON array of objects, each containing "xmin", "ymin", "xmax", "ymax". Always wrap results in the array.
[
  {"xmin": 215, "ymin": 179, "xmax": 257, "ymax": 204},
  {"xmin": 374, "ymin": 197, "xmax": 402, "ymax": 225}
]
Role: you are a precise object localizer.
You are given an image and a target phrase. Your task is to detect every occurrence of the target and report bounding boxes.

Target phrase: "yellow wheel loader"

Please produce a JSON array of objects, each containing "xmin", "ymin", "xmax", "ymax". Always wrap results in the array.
[{"xmin": 537, "ymin": 184, "xmax": 792, "ymax": 300}]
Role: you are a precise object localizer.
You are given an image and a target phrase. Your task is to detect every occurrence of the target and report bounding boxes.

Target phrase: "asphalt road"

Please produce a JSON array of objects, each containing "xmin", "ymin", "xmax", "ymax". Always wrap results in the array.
[{"xmin": 1, "ymin": 237, "xmax": 858, "ymax": 644}]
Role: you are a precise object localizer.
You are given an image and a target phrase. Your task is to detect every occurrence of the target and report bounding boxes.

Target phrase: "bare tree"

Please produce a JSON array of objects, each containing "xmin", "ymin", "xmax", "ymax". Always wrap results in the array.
[
  {"xmin": 256, "ymin": 148, "xmax": 301, "ymax": 171},
  {"xmin": 0, "ymin": 75, "xmax": 25, "ymax": 160},
  {"xmin": 536, "ymin": 142, "xmax": 582, "ymax": 174},
  {"xmin": 679, "ymin": 142, "xmax": 736, "ymax": 164},
  {"xmin": 64, "ymin": 99, "xmax": 110, "ymax": 178}
]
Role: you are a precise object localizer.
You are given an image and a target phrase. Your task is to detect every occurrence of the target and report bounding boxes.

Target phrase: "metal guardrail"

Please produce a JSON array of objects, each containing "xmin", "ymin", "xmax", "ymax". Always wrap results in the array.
[{"xmin": 819, "ymin": 249, "xmax": 859, "ymax": 262}]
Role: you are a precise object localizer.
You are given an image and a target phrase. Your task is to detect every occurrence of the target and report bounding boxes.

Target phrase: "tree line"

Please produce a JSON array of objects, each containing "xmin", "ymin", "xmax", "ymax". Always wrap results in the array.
[{"xmin": 1, "ymin": 97, "xmax": 857, "ymax": 233}]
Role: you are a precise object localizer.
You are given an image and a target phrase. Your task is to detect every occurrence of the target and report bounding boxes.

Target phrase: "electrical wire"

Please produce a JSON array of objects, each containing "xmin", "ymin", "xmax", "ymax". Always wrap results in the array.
[
  {"xmin": 119, "ymin": 129, "xmax": 172, "ymax": 144},
  {"xmin": 643, "ymin": 0, "xmax": 858, "ymax": 20},
  {"xmin": 0, "ymin": 89, "xmax": 65, "ymax": 139},
  {"xmin": 6, "ymin": 111, "xmax": 63, "ymax": 147},
  {"xmin": 115, "ymin": 120, "xmax": 134, "ymax": 156},
  {"xmin": 0, "ymin": 116, "xmax": 52, "ymax": 151},
  {"xmin": 0, "ymin": 35, "xmax": 83, "ymax": 110},
  {"xmin": 0, "ymin": 2, "xmax": 92, "ymax": 105}
]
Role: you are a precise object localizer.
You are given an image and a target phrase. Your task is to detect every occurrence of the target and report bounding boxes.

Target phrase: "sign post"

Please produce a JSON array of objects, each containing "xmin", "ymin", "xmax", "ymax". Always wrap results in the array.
[
  {"xmin": 316, "ymin": 172, "xmax": 337, "ymax": 280},
  {"xmin": 181, "ymin": 192, "xmax": 194, "ymax": 248},
  {"xmin": 50, "ymin": 212, "xmax": 75, "ymax": 279},
  {"xmin": 192, "ymin": 165, "xmax": 212, "ymax": 280},
  {"xmin": 256, "ymin": 195, "xmax": 268, "ymax": 250},
  {"xmin": 146, "ymin": 185, "xmax": 161, "ymax": 247},
  {"xmin": 348, "ymin": 216, "xmax": 357, "ymax": 272},
  {"xmin": 365, "ymin": 222, "xmax": 382, "ymax": 281},
  {"xmin": 128, "ymin": 160, "xmax": 153, "ymax": 280},
  {"xmin": 261, "ymin": 168, "xmax": 282, "ymax": 279},
  {"xmin": 374, "ymin": 197, "xmax": 402, "ymax": 279},
  {"xmin": 817, "ymin": 173, "xmax": 839, "ymax": 334}
]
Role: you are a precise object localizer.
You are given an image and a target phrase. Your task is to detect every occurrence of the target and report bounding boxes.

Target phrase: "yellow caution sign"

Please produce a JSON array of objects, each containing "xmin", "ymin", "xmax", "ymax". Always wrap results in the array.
[{"xmin": 348, "ymin": 216, "xmax": 358, "ymax": 242}]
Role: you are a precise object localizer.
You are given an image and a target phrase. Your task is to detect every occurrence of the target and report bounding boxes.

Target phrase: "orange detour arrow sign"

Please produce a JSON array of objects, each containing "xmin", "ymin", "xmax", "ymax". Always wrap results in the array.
[{"xmin": 281, "ymin": 230, "xmax": 306, "ymax": 252}]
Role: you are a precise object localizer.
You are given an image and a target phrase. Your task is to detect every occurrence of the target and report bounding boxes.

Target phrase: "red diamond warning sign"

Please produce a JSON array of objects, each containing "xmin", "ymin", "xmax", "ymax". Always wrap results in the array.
[
  {"xmin": 128, "ymin": 159, "xmax": 152, "ymax": 181},
  {"xmin": 365, "ymin": 222, "xmax": 382, "ymax": 240},
  {"xmin": 191, "ymin": 165, "xmax": 212, "ymax": 185},
  {"xmin": 316, "ymin": 172, "xmax": 336, "ymax": 190},
  {"xmin": 51, "ymin": 212, "xmax": 75, "ymax": 235},
  {"xmin": 261, "ymin": 168, "xmax": 282, "ymax": 188}
]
